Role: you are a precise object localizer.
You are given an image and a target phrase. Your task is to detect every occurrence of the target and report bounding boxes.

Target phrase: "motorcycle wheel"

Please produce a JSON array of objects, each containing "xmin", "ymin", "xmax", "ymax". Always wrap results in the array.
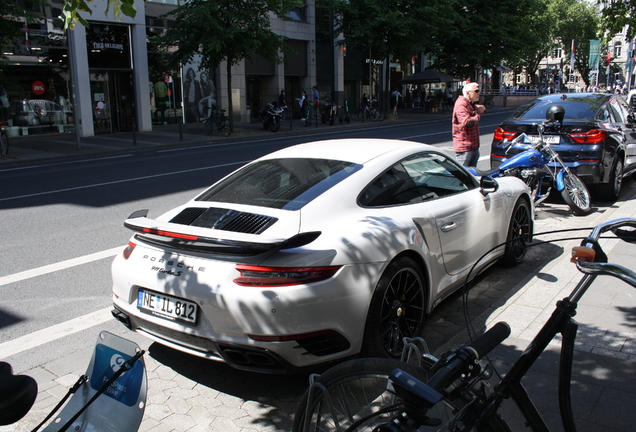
[
  {"xmin": 270, "ymin": 117, "xmax": 281, "ymax": 132},
  {"xmin": 561, "ymin": 172, "xmax": 592, "ymax": 216},
  {"xmin": 330, "ymin": 114, "xmax": 335, "ymax": 126}
]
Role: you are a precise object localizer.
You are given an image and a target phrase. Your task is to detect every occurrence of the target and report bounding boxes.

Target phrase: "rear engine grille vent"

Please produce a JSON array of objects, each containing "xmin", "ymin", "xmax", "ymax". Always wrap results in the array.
[{"xmin": 169, "ymin": 207, "xmax": 277, "ymax": 234}]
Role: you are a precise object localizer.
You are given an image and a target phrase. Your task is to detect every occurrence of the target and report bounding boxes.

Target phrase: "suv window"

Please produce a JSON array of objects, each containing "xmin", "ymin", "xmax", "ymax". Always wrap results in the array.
[
  {"xmin": 609, "ymin": 97, "xmax": 629, "ymax": 123},
  {"xmin": 359, "ymin": 152, "xmax": 475, "ymax": 207}
]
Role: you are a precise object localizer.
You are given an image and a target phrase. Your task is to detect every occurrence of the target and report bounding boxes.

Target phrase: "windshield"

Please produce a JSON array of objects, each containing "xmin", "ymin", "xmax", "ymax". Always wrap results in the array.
[
  {"xmin": 512, "ymin": 95, "xmax": 608, "ymax": 121},
  {"xmin": 196, "ymin": 158, "xmax": 360, "ymax": 210}
]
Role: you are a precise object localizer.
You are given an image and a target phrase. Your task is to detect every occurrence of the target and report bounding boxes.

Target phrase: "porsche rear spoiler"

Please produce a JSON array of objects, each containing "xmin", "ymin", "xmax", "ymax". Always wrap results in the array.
[{"xmin": 123, "ymin": 210, "xmax": 321, "ymax": 256}]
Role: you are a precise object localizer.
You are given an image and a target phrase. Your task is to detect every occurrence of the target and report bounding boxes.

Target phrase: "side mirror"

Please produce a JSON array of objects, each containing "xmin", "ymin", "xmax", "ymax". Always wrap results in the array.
[{"xmin": 480, "ymin": 176, "xmax": 499, "ymax": 196}]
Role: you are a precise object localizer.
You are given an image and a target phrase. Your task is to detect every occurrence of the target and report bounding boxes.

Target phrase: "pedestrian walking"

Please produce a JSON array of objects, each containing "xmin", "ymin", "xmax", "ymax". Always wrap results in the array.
[
  {"xmin": 278, "ymin": 89, "xmax": 287, "ymax": 108},
  {"xmin": 391, "ymin": 88, "xmax": 403, "ymax": 115},
  {"xmin": 452, "ymin": 82, "xmax": 485, "ymax": 167},
  {"xmin": 312, "ymin": 86, "xmax": 320, "ymax": 109},
  {"xmin": 299, "ymin": 90, "xmax": 308, "ymax": 122}
]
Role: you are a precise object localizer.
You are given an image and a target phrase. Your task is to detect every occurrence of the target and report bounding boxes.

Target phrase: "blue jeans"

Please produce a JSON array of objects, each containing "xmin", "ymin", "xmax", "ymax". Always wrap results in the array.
[{"xmin": 455, "ymin": 149, "xmax": 480, "ymax": 167}]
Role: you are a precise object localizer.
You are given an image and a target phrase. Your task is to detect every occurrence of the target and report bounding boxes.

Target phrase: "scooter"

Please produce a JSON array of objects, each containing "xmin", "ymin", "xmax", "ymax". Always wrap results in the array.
[
  {"xmin": 467, "ymin": 104, "xmax": 592, "ymax": 216},
  {"xmin": 259, "ymin": 102, "xmax": 284, "ymax": 132},
  {"xmin": 0, "ymin": 331, "xmax": 146, "ymax": 432}
]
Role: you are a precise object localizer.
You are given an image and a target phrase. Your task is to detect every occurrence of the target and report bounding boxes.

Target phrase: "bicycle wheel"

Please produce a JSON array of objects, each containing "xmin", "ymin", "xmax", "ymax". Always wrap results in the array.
[
  {"xmin": 486, "ymin": 98, "xmax": 494, "ymax": 109},
  {"xmin": 293, "ymin": 358, "xmax": 511, "ymax": 432},
  {"xmin": 376, "ymin": 111, "xmax": 385, "ymax": 122},
  {"xmin": 204, "ymin": 119, "xmax": 213, "ymax": 135},
  {"xmin": 220, "ymin": 118, "xmax": 232, "ymax": 137},
  {"xmin": 560, "ymin": 172, "xmax": 592, "ymax": 216},
  {"xmin": 0, "ymin": 132, "xmax": 8, "ymax": 156}
]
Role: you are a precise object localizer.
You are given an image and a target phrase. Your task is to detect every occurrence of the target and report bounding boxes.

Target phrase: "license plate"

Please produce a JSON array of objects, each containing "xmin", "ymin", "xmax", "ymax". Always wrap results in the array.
[
  {"xmin": 526, "ymin": 134, "xmax": 560, "ymax": 144},
  {"xmin": 137, "ymin": 288, "xmax": 198, "ymax": 324}
]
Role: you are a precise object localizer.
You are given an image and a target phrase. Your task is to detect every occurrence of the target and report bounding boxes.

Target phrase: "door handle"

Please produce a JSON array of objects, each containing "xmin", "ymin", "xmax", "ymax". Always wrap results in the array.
[{"xmin": 441, "ymin": 222, "xmax": 457, "ymax": 232}]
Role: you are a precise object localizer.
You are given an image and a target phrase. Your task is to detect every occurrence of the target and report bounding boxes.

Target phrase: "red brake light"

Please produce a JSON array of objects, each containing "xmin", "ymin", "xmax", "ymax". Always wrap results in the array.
[
  {"xmin": 568, "ymin": 129, "xmax": 609, "ymax": 144},
  {"xmin": 493, "ymin": 127, "xmax": 518, "ymax": 141},
  {"xmin": 234, "ymin": 265, "xmax": 341, "ymax": 287},
  {"xmin": 123, "ymin": 241, "xmax": 137, "ymax": 260}
]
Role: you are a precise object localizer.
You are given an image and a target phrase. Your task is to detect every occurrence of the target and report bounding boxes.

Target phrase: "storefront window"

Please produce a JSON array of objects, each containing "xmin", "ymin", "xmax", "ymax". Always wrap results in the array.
[{"xmin": 0, "ymin": 25, "xmax": 73, "ymax": 136}]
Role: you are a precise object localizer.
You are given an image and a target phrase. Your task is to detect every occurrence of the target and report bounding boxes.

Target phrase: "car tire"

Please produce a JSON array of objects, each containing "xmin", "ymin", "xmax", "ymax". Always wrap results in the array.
[
  {"xmin": 362, "ymin": 257, "xmax": 426, "ymax": 359},
  {"xmin": 499, "ymin": 198, "xmax": 532, "ymax": 267},
  {"xmin": 594, "ymin": 158, "xmax": 623, "ymax": 202}
]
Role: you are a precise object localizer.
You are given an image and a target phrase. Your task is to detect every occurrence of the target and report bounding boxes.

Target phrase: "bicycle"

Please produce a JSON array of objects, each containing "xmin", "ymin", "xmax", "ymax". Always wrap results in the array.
[
  {"xmin": 0, "ymin": 120, "xmax": 9, "ymax": 156},
  {"xmin": 355, "ymin": 100, "xmax": 370, "ymax": 122},
  {"xmin": 480, "ymin": 94, "xmax": 495, "ymax": 110},
  {"xmin": 293, "ymin": 218, "xmax": 636, "ymax": 432},
  {"xmin": 203, "ymin": 108, "xmax": 232, "ymax": 137}
]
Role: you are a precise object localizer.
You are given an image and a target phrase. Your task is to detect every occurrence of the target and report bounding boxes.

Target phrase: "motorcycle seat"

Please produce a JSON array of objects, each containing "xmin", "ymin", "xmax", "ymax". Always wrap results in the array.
[{"xmin": 470, "ymin": 167, "xmax": 499, "ymax": 177}]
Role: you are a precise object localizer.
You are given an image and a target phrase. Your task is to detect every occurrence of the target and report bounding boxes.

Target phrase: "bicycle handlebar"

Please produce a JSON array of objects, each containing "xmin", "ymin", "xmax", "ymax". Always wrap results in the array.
[
  {"xmin": 427, "ymin": 322, "xmax": 510, "ymax": 391},
  {"xmin": 469, "ymin": 322, "xmax": 511, "ymax": 359}
]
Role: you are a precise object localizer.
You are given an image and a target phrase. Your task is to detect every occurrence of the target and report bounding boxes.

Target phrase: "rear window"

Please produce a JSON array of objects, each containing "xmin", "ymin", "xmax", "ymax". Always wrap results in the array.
[
  {"xmin": 512, "ymin": 95, "xmax": 607, "ymax": 121},
  {"xmin": 196, "ymin": 158, "xmax": 359, "ymax": 210}
]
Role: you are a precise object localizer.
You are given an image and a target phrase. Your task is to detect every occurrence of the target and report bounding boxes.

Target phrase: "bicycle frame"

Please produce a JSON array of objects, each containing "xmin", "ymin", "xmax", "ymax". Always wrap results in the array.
[{"xmin": 483, "ymin": 218, "xmax": 636, "ymax": 432}]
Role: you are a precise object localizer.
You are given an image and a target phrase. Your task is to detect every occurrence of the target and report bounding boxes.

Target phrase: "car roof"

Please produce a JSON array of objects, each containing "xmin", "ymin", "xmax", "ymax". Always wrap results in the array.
[
  {"xmin": 511, "ymin": 93, "xmax": 616, "ymax": 121},
  {"xmin": 259, "ymin": 139, "xmax": 431, "ymax": 164}
]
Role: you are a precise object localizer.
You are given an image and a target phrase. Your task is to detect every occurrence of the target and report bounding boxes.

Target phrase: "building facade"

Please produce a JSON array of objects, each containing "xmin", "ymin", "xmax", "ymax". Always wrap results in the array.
[{"xmin": 1, "ymin": 0, "xmax": 320, "ymax": 137}]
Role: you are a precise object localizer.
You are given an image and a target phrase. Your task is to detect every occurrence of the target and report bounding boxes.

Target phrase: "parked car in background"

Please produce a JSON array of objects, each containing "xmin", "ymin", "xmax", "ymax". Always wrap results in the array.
[
  {"xmin": 11, "ymin": 99, "xmax": 72, "ymax": 127},
  {"xmin": 491, "ymin": 93, "xmax": 636, "ymax": 202},
  {"xmin": 111, "ymin": 138, "xmax": 533, "ymax": 373}
]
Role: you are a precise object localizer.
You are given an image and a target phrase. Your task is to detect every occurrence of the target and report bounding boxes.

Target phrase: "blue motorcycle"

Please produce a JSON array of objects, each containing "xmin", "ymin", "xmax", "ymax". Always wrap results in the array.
[{"xmin": 468, "ymin": 105, "xmax": 592, "ymax": 216}]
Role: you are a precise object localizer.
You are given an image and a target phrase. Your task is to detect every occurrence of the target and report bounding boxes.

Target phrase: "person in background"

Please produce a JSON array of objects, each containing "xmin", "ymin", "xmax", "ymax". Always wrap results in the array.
[
  {"xmin": 312, "ymin": 86, "xmax": 320, "ymax": 110},
  {"xmin": 278, "ymin": 89, "xmax": 287, "ymax": 109},
  {"xmin": 391, "ymin": 87, "xmax": 403, "ymax": 115},
  {"xmin": 452, "ymin": 82, "xmax": 485, "ymax": 167},
  {"xmin": 299, "ymin": 90, "xmax": 308, "ymax": 121},
  {"xmin": 154, "ymin": 78, "xmax": 168, "ymax": 120}
]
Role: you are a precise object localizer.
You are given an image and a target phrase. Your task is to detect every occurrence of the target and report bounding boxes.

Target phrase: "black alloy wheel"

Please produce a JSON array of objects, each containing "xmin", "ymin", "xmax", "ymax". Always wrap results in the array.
[{"xmin": 362, "ymin": 257, "xmax": 426, "ymax": 358}]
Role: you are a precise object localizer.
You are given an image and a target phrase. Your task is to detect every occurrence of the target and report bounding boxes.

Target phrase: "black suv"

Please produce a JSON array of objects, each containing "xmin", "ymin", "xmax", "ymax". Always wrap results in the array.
[{"xmin": 491, "ymin": 93, "xmax": 636, "ymax": 202}]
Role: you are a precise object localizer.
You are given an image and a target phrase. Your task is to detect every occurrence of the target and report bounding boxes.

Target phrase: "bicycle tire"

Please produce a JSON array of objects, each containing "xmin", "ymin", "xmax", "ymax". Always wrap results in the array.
[
  {"xmin": 0, "ymin": 132, "xmax": 8, "ymax": 156},
  {"xmin": 292, "ymin": 358, "xmax": 511, "ymax": 432},
  {"xmin": 486, "ymin": 98, "xmax": 494, "ymax": 110},
  {"xmin": 204, "ymin": 119, "xmax": 213, "ymax": 135},
  {"xmin": 220, "ymin": 118, "xmax": 232, "ymax": 137},
  {"xmin": 377, "ymin": 111, "xmax": 385, "ymax": 122}
]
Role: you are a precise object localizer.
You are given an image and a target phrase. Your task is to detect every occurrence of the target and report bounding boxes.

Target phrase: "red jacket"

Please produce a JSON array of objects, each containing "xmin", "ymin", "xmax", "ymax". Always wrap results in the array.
[{"xmin": 452, "ymin": 96, "xmax": 481, "ymax": 152}]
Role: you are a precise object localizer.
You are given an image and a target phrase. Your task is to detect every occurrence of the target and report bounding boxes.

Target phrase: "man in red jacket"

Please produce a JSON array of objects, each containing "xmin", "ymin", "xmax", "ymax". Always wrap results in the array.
[{"xmin": 452, "ymin": 82, "xmax": 485, "ymax": 166}]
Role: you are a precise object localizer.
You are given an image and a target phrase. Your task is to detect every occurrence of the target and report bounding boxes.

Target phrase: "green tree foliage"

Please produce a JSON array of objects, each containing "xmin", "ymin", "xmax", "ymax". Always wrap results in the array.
[
  {"xmin": 558, "ymin": 0, "xmax": 600, "ymax": 86},
  {"xmin": 599, "ymin": 0, "xmax": 636, "ymax": 39},
  {"xmin": 154, "ymin": 0, "xmax": 300, "ymax": 118},
  {"xmin": 434, "ymin": 0, "xmax": 545, "ymax": 78},
  {"xmin": 334, "ymin": 0, "xmax": 457, "ymax": 111}
]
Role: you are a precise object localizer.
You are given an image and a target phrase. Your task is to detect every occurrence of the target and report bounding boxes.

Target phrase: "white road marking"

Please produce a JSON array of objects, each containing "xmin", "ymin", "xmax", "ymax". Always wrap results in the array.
[
  {"xmin": 0, "ymin": 160, "xmax": 248, "ymax": 202},
  {"xmin": 0, "ymin": 246, "xmax": 124, "ymax": 287},
  {"xmin": 0, "ymin": 307, "xmax": 113, "ymax": 358},
  {"xmin": 0, "ymin": 246, "xmax": 126, "ymax": 357}
]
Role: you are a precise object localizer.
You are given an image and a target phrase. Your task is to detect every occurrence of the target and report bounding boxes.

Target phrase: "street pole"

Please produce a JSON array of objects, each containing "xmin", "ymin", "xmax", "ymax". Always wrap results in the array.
[{"xmin": 67, "ymin": 28, "xmax": 81, "ymax": 150}]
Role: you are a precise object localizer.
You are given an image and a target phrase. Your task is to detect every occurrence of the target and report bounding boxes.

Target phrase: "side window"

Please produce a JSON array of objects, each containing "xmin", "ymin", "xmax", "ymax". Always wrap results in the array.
[
  {"xmin": 597, "ymin": 106, "xmax": 612, "ymax": 122},
  {"xmin": 402, "ymin": 152, "xmax": 475, "ymax": 199},
  {"xmin": 359, "ymin": 163, "xmax": 422, "ymax": 206},
  {"xmin": 359, "ymin": 152, "xmax": 475, "ymax": 207},
  {"xmin": 609, "ymin": 98, "xmax": 629, "ymax": 123}
]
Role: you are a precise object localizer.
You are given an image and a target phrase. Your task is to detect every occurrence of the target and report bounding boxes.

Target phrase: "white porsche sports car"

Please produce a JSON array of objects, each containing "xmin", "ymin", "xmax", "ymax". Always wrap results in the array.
[{"xmin": 111, "ymin": 139, "xmax": 533, "ymax": 373}]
